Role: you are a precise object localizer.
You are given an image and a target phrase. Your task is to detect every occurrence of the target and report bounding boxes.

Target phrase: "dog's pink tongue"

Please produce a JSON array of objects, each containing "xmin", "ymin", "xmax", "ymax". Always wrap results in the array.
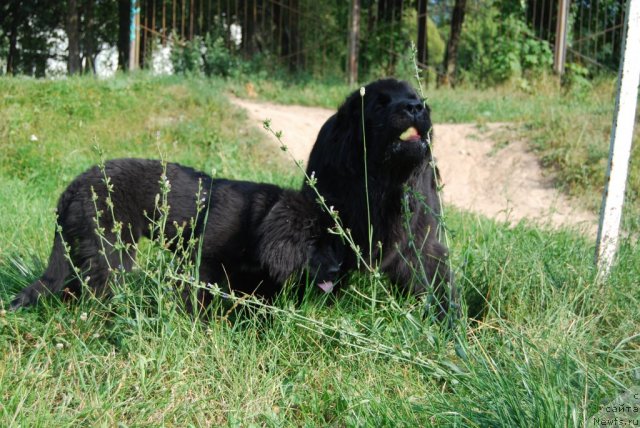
[
  {"xmin": 399, "ymin": 126, "xmax": 420, "ymax": 142},
  {"xmin": 317, "ymin": 281, "xmax": 335, "ymax": 293}
]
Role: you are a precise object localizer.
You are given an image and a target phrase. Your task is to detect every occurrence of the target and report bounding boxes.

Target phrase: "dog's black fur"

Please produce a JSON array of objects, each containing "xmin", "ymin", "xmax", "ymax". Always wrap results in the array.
[
  {"xmin": 10, "ymin": 158, "xmax": 341, "ymax": 310},
  {"xmin": 304, "ymin": 78, "xmax": 457, "ymax": 318}
]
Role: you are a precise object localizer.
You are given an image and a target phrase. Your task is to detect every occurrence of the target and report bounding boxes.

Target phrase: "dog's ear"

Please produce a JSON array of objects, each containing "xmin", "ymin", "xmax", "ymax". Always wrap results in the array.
[
  {"xmin": 336, "ymin": 90, "xmax": 364, "ymax": 125},
  {"xmin": 320, "ymin": 88, "xmax": 367, "ymax": 174},
  {"xmin": 257, "ymin": 195, "xmax": 314, "ymax": 283}
]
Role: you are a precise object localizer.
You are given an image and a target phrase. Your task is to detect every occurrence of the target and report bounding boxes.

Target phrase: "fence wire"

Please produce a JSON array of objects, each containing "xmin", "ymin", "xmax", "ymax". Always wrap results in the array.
[{"xmin": 135, "ymin": 0, "xmax": 626, "ymax": 77}]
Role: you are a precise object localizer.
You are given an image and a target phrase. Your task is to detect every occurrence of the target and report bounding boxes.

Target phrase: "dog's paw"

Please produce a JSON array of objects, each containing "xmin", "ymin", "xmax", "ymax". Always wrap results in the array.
[{"xmin": 9, "ymin": 289, "xmax": 38, "ymax": 311}]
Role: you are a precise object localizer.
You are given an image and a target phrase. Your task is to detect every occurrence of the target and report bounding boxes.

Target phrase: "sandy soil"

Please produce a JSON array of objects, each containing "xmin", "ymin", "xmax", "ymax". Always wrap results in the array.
[{"xmin": 230, "ymin": 97, "xmax": 597, "ymax": 237}]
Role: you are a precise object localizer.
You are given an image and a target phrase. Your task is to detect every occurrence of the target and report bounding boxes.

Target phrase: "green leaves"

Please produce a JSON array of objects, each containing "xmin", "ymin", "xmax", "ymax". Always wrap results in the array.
[{"xmin": 458, "ymin": 7, "xmax": 553, "ymax": 86}]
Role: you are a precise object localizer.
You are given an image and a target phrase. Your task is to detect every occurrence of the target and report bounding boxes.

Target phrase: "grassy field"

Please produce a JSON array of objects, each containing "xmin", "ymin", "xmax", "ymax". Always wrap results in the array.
[{"xmin": 1, "ymin": 75, "xmax": 638, "ymax": 426}]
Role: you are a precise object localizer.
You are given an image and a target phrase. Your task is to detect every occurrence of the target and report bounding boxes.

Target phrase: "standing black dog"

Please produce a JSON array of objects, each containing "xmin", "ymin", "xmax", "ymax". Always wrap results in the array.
[
  {"xmin": 10, "ymin": 159, "xmax": 341, "ymax": 310},
  {"xmin": 304, "ymin": 79, "xmax": 457, "ymax": 319}
]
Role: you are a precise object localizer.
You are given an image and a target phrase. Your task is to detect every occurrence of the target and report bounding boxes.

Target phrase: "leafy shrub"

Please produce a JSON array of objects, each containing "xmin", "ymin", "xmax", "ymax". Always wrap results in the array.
[
  {"xmin": 170, "ymin": 32, "xmax": 246, "ymax": 78},
  {"xmin": 202, "ymin": 33, "xmax": 240, "ymax": 78},
  {"xmin": 562, "ymin": 62, "xmax": 592, "ymax": 91},
  {"xmin": 457, "ymin": 5, "xmax": 552, "ymax": 86},
  {"xmin": 360, "ymin": 7, "xmax": 445, "ymax": 79},
  {"xmin": 170, "ymin": 36, "xmax": 204, "ymax": 76}
]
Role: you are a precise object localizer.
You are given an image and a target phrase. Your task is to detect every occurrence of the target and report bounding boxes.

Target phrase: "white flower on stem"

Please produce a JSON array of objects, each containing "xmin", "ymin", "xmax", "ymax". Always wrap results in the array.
[
  {"xmin": 360, "ymin": 87, "xmax": 366, "ymax": 97},
  {"xmin": 30, "ymin": 134, "xmax": 38, "ymax": 142},
  {"xmin": 80, "ymin": 312, "xmax": 88, "ymax": 321}
]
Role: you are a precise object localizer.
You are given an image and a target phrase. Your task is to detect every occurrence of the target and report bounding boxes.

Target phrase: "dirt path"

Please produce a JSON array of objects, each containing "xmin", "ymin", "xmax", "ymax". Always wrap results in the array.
[{"xmin": 231, "ymin": 97, "xmax": 597, "ymax": 236}]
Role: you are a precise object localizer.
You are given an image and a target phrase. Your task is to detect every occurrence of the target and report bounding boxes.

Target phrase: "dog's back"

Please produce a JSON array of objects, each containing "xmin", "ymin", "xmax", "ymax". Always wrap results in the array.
[{"xmin": 11, "ymin": 158, "xmax": 210, "ymax": 309}]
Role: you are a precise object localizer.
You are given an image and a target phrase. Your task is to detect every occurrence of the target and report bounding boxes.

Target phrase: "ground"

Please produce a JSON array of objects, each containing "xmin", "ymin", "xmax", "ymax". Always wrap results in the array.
[{"xmin": 231, "ymin": 97, "xmax": 598, "ymax": 236}]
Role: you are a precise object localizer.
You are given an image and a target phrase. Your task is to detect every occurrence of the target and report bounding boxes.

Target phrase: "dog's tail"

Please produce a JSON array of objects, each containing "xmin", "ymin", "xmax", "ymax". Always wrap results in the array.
[{"xmin": 10, "ymin": 232, "xmax": 71, "ymax": 310}]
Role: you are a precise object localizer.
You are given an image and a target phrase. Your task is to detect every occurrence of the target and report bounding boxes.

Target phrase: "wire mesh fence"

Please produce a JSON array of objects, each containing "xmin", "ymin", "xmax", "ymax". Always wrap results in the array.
[
  {"xmin": 527, "ymin": 0, "xmax": 626, "ymax": 71},
  {"xmin": 137, "ymin": 0, "xmax": 626, "ymax": 78}
]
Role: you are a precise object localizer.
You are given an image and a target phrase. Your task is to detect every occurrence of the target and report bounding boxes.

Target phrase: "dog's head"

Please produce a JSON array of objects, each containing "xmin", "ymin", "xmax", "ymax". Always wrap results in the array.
[
  {"xmin": 257, "ymin": 192, "xmax": 343, "ymax": 291},
  {"xmin": 303, "ymin": 233, "xmax": 344, "ymax": 293},
  {"xmin": 318, "ymin": 78, "xmax": 432, "ymax": 180}
]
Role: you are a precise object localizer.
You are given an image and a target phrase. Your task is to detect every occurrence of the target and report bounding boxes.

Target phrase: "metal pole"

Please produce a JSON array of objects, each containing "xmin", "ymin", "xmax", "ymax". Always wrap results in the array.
[
  {"xmin": 553, "ymin": 0, "xmax": 570, "ymax": 75},
  {"xmin": 595, "ymin": 0, "xmax": 640, "ymax": 277},
  {"xmin": 129, "ymin": 0, "xmax": 139, "ymax": 70}
]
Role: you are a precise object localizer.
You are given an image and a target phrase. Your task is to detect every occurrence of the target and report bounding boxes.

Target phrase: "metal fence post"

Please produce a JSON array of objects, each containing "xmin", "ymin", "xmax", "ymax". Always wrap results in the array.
[
  {"xmin": 553, "ymin": 0, "xmax": 570, "ymax": 74},
  {"xmin": 595, "ymin": 0, "xmax": 640, "ymax": 277},
  {"xmin": 129, "ymin": 0, "xmax": 140, "ymax": 70}
]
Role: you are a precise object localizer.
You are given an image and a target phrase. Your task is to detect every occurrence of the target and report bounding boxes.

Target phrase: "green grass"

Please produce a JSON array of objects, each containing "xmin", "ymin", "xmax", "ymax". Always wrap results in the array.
[{"xmin": 1, "ymin": 75, "xmax": 638, "ymax": 426}]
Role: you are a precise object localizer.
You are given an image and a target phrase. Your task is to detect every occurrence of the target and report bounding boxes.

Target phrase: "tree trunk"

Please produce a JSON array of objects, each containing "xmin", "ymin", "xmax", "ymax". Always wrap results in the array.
[
  {"xmin": 181, "ymin": 0, "xmax": 185, "ymax": 38},
  {"xmin": 377, "ymin": 0, "xmax": 402, "ymax": 74},
  {"xmin": 161, "ymin": 0, "xmax": 166, "ymax": 45},
  {"xmin": 276, "ymin": 2, "xmax": 290, "ymax": 60},
  {"xmin": 173, "ymin": 0, "xmax": 177, "ymax": 34},
  {"xmin": 416, "ymin": 0, "xmax": 427, "ymax": 67},
  {"xmin": 6, "ymin": 1, "xmax": 19, "ymax": 75},
  {"xmin": 190, "ymin": 0, "xmax": 194, "ymax": 40},
  {"xmin": 83, "ymin": 0, "xmax": 96, "ymax": 74},
  {"xmin": 377, "ymin": 0, "xmax": 388, "ymax": 22},
  {"xmin": 347, "ymin": 0, "xmax": 360, "ymax": 85},
  {"xmin": 244, "ymin": 0, "xmax": 257, "ymax": 55},
  {"xmin": 117, "ymin": 0, "xmax": 131, "ymax": 70},
  {"xmin": 439, "ymin": 0, "xmax": 466, "ymax": 87},
  {"xmin": 288, "ymin": 0, "xmax": 300, "ymax": 72},
  {"xmin": 140, "ymin": 0, "xmax": 153, "ymax": 68},
  {"xmin": 67, "ymin": 0, "xmax": 81, "ymax": 75},
  {"xmin": 273, "ymin": 1, "xmax": 281, "ymax": 55}
]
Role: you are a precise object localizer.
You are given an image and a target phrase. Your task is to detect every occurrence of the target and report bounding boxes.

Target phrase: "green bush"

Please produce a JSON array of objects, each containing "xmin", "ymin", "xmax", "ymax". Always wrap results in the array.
[
  {"xmin": 170, "ymin": 36, "xmax": 204, "ymax": 76},
  {"xmin": 562, "ymin": 62, "xmax": 592, "ymax": 91},
  {"xmin": 457, "ymin": 5, "xmax": 552, "ymax": 86},
  {"xmin": 170, "ymin": 33, "xmax": 243, "ymax": 78},
  {"xmin": 202, "ymin": 34, "xmax": 239, "ymax": 78},
  {"xmin": 360, "ymin": 7, "xmax": 445, "ymax": 79}
]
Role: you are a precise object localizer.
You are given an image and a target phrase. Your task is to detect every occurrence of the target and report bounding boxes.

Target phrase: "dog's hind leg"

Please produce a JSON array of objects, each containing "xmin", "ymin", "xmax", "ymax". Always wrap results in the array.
[
  {"xmin": 10, "ymin": 234, "xmax": 72, "ymax": 310},
  {"xmin": 70, "ymin": 231, "xmax": 137, "ymax": 300},
  {"xmin": 10, "ymin": 231, "xmax": 137, "ymax": 310}
]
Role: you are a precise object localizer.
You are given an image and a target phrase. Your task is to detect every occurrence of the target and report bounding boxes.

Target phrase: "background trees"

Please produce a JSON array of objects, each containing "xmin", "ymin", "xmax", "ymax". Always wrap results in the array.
[{"xmin": 0, "ymin": 0, "xmax": 626, "ymax": 84}]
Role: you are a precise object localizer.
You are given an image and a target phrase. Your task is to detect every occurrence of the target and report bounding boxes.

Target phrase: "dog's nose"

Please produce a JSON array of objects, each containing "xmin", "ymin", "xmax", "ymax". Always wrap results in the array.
[{"xmin": 403, "ymin": 100, "xmax": 424, "ymax": 115}]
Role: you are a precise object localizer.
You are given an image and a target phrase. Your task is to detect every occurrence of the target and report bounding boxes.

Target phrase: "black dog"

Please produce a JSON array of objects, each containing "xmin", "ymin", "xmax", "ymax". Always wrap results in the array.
[
  {"xmin": 10, "ymin": 159, "xmax": 341, "ymax": 310},
  {"xmin": 304, "ymin": 79, "xmax": 457, "ymax": 319}
]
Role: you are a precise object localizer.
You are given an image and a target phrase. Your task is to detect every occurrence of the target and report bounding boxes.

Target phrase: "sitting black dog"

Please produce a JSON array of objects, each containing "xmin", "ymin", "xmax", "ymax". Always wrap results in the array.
[
  {"xmin": 304, "ymin": 79, "xmax": 457, "ymax": 320},
  {"xmin": 10, "ymin": 158, "xmax": 342, "ymax": 310}
]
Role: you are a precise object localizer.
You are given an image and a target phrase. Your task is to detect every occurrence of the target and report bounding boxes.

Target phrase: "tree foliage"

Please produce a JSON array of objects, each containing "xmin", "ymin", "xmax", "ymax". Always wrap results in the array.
[
  {"xmin": 0, "ymin": 0, "xmax": 119, "ymax": 76},
  {"xmin": 0, "ymin": 0, "xmax": 620, "ymax": 83},
  {"xmin": 457, "ymin": 2, "xmax": 552, "ymax": 86}
]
